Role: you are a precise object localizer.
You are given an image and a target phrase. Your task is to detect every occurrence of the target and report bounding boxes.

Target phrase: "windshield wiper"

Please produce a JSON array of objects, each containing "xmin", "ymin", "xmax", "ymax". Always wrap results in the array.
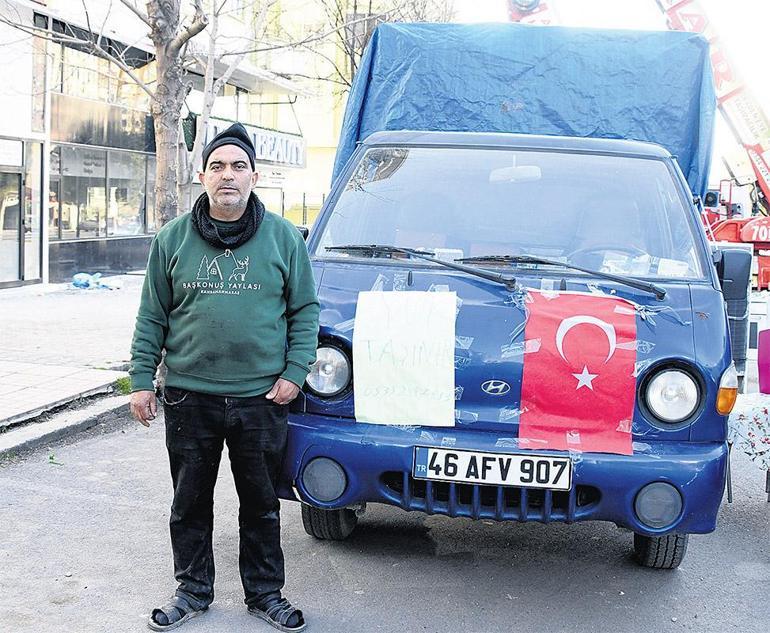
[
  {"xmin": 456, "ymin": 254, "xmax": 666, "ymax": 300},
  {"xmin": 324, "ymin": 244, "xmax": 518, "ymax": 290}
]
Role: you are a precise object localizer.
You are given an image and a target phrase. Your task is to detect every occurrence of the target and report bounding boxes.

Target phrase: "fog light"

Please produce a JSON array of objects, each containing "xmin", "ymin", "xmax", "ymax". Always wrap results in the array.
[
  {"xmin": 634, "ymin": 482, "xmax": 682, "ymax": 529},
  {"xmin": 301, "ymin": 457, "xmax": 347, "ymax": 502}
]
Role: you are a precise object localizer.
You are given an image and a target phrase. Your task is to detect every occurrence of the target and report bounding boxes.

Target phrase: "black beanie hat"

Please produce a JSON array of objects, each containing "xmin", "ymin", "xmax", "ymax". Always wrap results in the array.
[{"xmin": 201, "ymin": 122, "xmax": 256, "ymax": 170}]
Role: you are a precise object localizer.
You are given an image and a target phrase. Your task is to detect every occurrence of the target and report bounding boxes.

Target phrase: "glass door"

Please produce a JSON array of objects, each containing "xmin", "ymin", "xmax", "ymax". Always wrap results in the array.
[{"xmin": 0, "ymin": 172, "xmax": 21, "ymax": 283}]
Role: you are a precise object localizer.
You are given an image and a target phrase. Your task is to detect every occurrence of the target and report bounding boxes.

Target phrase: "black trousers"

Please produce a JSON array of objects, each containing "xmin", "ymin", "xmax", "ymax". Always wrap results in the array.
[{"xmin": 162, "ymin": 386, "xmax": 288, "ymax": 610}]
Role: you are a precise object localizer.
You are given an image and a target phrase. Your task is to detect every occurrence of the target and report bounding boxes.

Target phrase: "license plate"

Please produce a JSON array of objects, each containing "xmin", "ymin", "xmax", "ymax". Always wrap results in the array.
[{"xmin": 413, "ymin": 447, "xmax": 572, "ymax": 491}]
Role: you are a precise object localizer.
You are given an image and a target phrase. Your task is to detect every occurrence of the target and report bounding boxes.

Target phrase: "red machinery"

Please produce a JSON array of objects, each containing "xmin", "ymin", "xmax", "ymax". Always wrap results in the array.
[
  {"xmin": 655, "ymin": 1, "xmax": 770, "ymax": 287},
  {"xmin": 507, "ymin": 0, "xmax": 770, "ymax": 287}
]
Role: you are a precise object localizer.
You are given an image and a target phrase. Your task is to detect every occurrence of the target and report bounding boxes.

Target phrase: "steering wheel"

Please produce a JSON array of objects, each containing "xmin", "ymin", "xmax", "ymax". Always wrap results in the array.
[{"xmin": 566, "ymin": 244, "xmax": 648, "ymax": 263}]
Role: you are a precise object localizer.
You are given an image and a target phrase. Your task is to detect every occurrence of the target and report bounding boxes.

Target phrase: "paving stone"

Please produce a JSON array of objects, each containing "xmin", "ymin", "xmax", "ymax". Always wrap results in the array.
[{"xmin": 0, "ymin": 275, "xmax": 141, "ymax": 428}]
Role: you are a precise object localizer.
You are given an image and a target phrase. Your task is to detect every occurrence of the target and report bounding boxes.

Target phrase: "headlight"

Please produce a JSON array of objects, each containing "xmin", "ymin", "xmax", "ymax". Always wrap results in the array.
[
  {"xmin": 645, "ymin": 369, "xmax": 699, "ymax": 423},
  {"xmin": 306, "ymin": 346, "xmax": 351, "ymax": 397}
]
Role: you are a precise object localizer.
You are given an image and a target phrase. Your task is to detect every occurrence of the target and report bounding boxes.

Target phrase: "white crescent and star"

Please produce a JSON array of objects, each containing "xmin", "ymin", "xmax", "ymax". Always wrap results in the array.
[{"xmin": 554, "ymin": 315, "xmax": 618, "ymax": 390}]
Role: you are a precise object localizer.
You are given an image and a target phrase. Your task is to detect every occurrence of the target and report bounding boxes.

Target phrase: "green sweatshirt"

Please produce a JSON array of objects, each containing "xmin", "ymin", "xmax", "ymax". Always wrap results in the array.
[{"xmin": 129, "ymin": 211, "xmax": 320, "ymax": 396}]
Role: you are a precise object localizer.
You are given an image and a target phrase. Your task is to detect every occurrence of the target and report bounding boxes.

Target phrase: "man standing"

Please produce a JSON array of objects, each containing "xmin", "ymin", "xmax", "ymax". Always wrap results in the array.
[{"xmin": 129, "ymin": 123, "xmax": 319, "ymax": 632}]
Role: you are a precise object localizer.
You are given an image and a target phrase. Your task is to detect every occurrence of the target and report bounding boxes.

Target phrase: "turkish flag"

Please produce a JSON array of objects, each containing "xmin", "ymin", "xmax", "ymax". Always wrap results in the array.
[{"xmin": 518, "ymin": 290, "xmax": 637, "ymax": 455}]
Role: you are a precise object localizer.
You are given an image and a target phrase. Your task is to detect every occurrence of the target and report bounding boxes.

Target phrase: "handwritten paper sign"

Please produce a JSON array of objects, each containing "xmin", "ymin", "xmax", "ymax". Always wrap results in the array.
[{"xmin": 353, "ymin": 291, "xmax": 456, "ymax": 426}]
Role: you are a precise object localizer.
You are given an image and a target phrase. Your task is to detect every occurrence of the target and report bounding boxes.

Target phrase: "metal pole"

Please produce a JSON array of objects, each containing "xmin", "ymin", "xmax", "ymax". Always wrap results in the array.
[
  {"xmin": 281, "ymin": 190, "xmax": 285, "ymax": 217},
  {"xmin": 302, "ymin": 192, "xmax": 307, "ymax": 225},
  {"xmin": 17, "ymin": 172, "xmax": 24, "ymax": 280},
  {"xmin": 103, "ymin": 151, "xmax": 109, "ymax": 237},
  {"xmin": 766, "ymin": 469, "xmax": 770, "ymax": 503}
]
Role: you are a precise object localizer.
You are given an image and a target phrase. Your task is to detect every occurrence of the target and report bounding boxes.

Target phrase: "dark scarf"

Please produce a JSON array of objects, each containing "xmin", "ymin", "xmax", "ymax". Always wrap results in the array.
[{"xmin": 191, "ymin": 191, "xmax": 264, "ymax": 249}]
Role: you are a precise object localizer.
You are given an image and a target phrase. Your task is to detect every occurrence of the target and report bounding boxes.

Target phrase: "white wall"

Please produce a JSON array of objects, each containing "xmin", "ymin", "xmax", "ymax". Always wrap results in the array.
[{"xmin": 0, "ymin": 2, "xmax": 36, "ymax": 140}]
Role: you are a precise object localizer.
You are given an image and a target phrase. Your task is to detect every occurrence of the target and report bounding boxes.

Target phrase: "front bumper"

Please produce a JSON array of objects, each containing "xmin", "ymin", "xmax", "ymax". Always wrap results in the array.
[{"xmin": 279, "ymin": 414, "xmax": 728, "ymax": 536}]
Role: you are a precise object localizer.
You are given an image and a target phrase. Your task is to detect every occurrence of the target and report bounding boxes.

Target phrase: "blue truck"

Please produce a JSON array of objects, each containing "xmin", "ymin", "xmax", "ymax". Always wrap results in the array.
[{"xmin": 278, "ymin": 23, "xmax": 750, "ymax": 569}]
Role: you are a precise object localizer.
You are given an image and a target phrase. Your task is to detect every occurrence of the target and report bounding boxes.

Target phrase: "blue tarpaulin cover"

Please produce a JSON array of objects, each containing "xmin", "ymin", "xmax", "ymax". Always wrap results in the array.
[{"xmin": 333, "ymin": 23, "xmax": 716, "ymax": 195}]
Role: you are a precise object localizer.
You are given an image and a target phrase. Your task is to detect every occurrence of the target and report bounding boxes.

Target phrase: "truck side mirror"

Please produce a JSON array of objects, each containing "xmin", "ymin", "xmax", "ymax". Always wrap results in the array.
[
  {"xmin": 716, "ymin": 247, "xmax": 751, "ymax": 300},
  {"xmin": 718, "ymin": 247, "xmax": 752, "ymax": 394},
  {"xmin": 297, "ymin": 225, "xmax": 309, "ymax": 240}
]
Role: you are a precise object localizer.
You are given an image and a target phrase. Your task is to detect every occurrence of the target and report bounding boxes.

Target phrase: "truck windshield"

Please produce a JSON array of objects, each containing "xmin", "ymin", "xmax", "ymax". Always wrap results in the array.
[{"xmin": 314, "ymin": 146, "xmax": 707, "ymax": 280}]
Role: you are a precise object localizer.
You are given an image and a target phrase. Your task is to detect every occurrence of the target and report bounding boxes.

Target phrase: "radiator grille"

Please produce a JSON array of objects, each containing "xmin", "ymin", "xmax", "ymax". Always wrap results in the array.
[{"xmin": 381, "ymin": 471, "xmax": 600, "ymax": 522}]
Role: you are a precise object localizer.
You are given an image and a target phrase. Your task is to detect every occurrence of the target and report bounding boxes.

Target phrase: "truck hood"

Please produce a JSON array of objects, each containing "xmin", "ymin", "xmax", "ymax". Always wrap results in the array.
[{"xmin": 307, "ymin": 261, "xmax": 701, "ymax": 440}]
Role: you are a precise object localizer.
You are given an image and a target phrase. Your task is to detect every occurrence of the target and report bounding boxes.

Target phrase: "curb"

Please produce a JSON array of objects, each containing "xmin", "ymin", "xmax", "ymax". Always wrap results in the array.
[
  {"xmin": 0, "ymin": 395, "xmax": 131, "ymax": 459},
  {"xmin": 0, "ymin": 383, "xmax": 121, "ymax": 430}
]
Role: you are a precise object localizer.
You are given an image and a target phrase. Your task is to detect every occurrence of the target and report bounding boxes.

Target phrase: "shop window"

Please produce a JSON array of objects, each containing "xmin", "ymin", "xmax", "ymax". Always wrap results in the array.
[
  {"xmin": 112, "ymin": 61, "xmax": 155, "ymax": 111},
  {"xmin": 24, "ymin": 142, "xmax": 43, "ymax": 279},
  {"xmin": 108, "ymin": 151, "xmax": 146, "ymax": 236},
  {"xmin": 59, "ymin": 146, "xmax": 107, "ymax": 239},
  {"xmin": 48, "ymin": 147, "xmax": 61, "ymax": 240},
  {"xmin": 50, "ymin": 17, "xmax": 154, "ymax": 112},
  {"xmin": 62, "ymin": 46, "xmax": 111, "ymax": 102}
]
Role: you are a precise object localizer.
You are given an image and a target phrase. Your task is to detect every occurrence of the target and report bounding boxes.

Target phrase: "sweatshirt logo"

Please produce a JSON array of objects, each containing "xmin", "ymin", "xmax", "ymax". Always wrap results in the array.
[
  {"xmin": 197, "ymin": 249, "xmax": 250, "ymax": 282},
  {"xmin": 183, "ymin": 249, "xmax": 261, "ymax": 295}
]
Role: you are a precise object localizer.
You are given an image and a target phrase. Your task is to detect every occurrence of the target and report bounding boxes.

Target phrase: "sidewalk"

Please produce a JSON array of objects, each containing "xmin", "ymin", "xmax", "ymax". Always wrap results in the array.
[{"xmin": 0, "ymin": 275, "xmax": 144, "ymax": 429}]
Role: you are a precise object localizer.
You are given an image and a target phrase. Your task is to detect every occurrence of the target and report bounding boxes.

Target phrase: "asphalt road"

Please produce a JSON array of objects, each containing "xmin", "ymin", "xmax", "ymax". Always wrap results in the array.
[{"xmin": 1, "ymin": 409, "xmax": 768, "ymax": 633}]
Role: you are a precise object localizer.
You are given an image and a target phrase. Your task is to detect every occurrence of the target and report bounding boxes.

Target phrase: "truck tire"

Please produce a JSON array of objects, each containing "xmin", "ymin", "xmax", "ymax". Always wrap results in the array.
[
  {"xmin": 301, "ymin": 504, "xmax": 358, "ymax": 540},
  {"xmin": 633, "ymin": 533, "xmax": 689, "ymax": 569}
]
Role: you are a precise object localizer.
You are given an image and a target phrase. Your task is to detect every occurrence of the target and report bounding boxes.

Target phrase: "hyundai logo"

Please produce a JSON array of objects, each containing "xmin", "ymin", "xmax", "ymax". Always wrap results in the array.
[{"xmin": 481, "ymin": 380, "xmax": 511, "ymax": 396}]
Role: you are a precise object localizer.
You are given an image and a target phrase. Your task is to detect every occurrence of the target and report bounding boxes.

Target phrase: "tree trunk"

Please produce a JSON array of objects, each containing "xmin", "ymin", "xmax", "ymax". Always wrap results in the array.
[
  {"xmin": 146, "ymin": 0, "xmax": 208, "ymax": 226},
  {"xmin": 151, "ymin": 46, "xmax": 186, "ymax": 226}
]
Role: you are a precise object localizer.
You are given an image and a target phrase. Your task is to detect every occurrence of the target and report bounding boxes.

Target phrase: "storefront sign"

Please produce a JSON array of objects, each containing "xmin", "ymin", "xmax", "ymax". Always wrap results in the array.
[
  {"xmin": 204, "ymin": 117, "xmax": 306, "ymax": 169},
  {"xmin": 59, "ymin": 146, "xmax": 106, "ymax": 177},
  {"xmin": 257, "ymin": 169, "xmax": 287, "ymax": 187},
  {"xmin": 0, "ymin": 139, "xmax": 23, "ymax": 167}
]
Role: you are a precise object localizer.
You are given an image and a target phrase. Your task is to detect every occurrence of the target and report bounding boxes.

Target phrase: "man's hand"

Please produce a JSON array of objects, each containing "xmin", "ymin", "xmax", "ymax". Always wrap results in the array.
[
  {"xmin": 130, "ymin": 390, "xmax": 157, "ymax": 427},
  {"xmin": 265, "ymin": 378, "xmax": 299, "ymax": 405}
]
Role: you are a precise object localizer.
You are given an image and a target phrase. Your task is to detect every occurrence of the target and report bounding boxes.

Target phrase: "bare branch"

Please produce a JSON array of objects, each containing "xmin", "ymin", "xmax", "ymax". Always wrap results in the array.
[
  {"xmin": 79, "ymin": 0, "xmax": 93, "ymax": 37},
  {"xmin": 185, "ymin": 0, "xmax": 278, "ymax": 182},
  {"xmin": 0, "ymin": 16, "xmax": 73, "ymax": 47},
  {"xmin": 211, "ymin": 57, "xmax": 244, "ymax": 96},
  {"xmin": 99, "ymin": 0, "xmax": 113, "ymax": 44},
  {"xmin": 298, "ymin": 40, "xmax": 351, "ymax": 88},
  {"xmin": 283, "ymin": 71, "xmax": 349, "ymax": 87},
  {"xmin": 302, "ymin": 0, "xmax": 455, "ymax": 87},
  {"xmin": 0, "ymin": 34, "xmax": 36, "ymax": 48},
  {"xmin": 169, "ymin": 0, "xmax": 209, "ymax": 57},
  {"xmin": 91, "ymin": 45, "xmax": 155, "ymax": 100},
  {"xmin": 215, "ymin": 0, "xmax": 228, "ymax": 17},
  {"xmin": 219, "ymin": 10, "xmax": 390, "ymax": 57},
  {"xmin": 118, "ymin": 0, "xmax": 152, "ymax": 28},
  {"xmin": 92, "ymin": 0, "xmax": 114, "ymax": 56},
  {"xmin": 186, "ymin": 4, "xmax": 221, "ymax": 180},
  {"xmin": 0, "ymin": 15, "xmax": 156, "ymax": 100}
]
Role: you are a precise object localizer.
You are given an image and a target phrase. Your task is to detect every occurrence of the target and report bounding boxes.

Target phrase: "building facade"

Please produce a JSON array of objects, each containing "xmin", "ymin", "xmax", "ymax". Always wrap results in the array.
[
  {"xmin": 0, "ymin": 0, "xmax": 45, "ymax": 287},
  {"xmin": 0, "ymin": 0, "xmax": 310, "ymax": 286}
]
